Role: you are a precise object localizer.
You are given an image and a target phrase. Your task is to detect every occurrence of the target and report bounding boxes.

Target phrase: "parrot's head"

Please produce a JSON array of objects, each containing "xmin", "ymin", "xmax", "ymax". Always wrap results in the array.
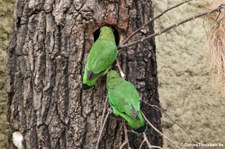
[
  {"xmin": 99, "ymin": 26, "xmax": 115, "ymax": 39},
  {"xmin": 107, "ymin": 70, "xmax": 120, "ymax": 80},
  {"xmin": 100, "ymin": 26, "xmax": 113, "ymax": 33},
  {"xmin": 107, "ymin": 70, "xmax": 120, "ymax": 87}
]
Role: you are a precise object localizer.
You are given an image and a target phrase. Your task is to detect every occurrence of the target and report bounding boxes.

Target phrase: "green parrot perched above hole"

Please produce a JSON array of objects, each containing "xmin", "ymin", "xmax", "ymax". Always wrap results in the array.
[
  {"xmin": 107, "ymin": 70, "xmax": 146, "ymax": 133},
  {"xmin": 82, "ymin": 26, "xmax": 118, "ymax": 90}
]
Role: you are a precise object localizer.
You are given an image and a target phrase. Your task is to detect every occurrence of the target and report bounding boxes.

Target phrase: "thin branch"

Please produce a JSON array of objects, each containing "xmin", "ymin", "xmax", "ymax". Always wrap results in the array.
[
  {"xmin": 119, "ymin": 5, "xmax": 224, "ymax": 48},
  {"xmin": 95, "ymin": 106, "xmax": 110, "ymax": 149},
  {"xmin": 143, "ymin": 132, "xmax": 152, "ymax": 148},
  {"xmin": 124, "ymin": 122, "xmax": 131, "ymax": 149},
  {"xmin": 139, "ymin": 132, "xmax": 164, "ymax": 149},
  {"xmin": 119, "ymin": 141, "xmax": 128, "ymax": 149},
  {"xmin": 140, "ymin": 100, "xmax": 194, "ymax": 143},
  {"xmin": 121, "ymin": 0, "xmax": 193, "ymax": 45},
  {"xmin": 141, "ymin": 111, "xmax": 180, "ymax": 149},
  {"xmin": 148, "ymin": 145, "xmax": 164, "ymax": 149},
  {"xmin": 139, "ymin": 139, "xmax": 146, "ymax": 149},
  {"xmin": 116, "ymin": 58, "xmax": 125, "ymax": 79},
  {"xmin": 119, "ymin": 122, "xmax": 131, "ymax": 149},
  {"xmin": 100, "ymin": 97, "xmax": 108, "ymax": 127}
]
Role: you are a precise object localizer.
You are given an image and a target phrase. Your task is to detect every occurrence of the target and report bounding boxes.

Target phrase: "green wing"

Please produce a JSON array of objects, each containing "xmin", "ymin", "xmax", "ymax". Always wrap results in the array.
[
  {"xmin": 108, "ymin": 80, "xmax": 140, "ymax": 118},
  {"xmin": 86, "ymin": 38, "xmax": 117, "ymax": 76},
  {"xmin": 82, "ymin": 38, "xmax": 117, "ymax": 90}
]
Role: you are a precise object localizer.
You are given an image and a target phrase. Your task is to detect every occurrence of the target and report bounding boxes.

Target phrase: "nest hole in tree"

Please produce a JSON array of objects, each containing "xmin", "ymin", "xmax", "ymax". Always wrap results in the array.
[{"xmin": 93, "ymin": 25, "xmax": 120, "ymax": 46}]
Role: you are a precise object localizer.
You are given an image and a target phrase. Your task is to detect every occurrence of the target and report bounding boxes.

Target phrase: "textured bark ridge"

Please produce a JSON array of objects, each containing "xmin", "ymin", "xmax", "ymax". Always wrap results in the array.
[{"xmin": 7, "ymin": 0, "xmax": 162, "ymax": 148}]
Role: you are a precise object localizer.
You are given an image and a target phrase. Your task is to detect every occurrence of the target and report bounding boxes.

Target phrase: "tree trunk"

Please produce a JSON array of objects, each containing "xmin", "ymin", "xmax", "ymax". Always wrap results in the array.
[{"xmin": 7, "ymin": 0, "xmax": 162, "ymax": 148}]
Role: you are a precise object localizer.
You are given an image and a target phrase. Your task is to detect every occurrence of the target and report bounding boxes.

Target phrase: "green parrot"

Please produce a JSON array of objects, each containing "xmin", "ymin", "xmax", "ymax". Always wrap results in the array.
[
  {"xmin": 82, "ymin": 26, "xmax": 118, "ymax": 90},
  {"xmin": 106, "ymin": 70, "xmax": 146, "ymax": 133}
]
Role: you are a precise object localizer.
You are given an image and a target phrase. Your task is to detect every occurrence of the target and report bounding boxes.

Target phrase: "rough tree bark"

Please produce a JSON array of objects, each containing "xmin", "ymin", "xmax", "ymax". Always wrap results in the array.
[{"xmin": 7, "ymin": 0, "xmax": 162, "ymax": 148}]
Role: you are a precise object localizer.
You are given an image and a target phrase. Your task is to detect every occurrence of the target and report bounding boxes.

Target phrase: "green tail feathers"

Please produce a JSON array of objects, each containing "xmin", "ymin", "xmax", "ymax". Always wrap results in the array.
[
  {"xmin": 107, "ymin": 70, "xmax": 146, "ymax": 133},
  {"xmin": 120, "ymin": 110, "xmax": 146, "ymax": 133},
  {"xmin": 82, "ymin": 71, "xmax": 98, "ymax": 90},
  {"xmin": 82, "ymin": 68, "xmax": 109, "ymax": 90},
  {"xmin": 82, "ymin": 26, "xmax": 118, "ymax": 90}
]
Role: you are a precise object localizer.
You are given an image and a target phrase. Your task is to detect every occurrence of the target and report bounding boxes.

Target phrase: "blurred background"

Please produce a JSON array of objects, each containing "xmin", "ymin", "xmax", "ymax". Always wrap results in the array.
[
  {"xmin": 0, "ymin": 0, "xmax": 14, "ymax": 148},
  {"xmin": 154, "ymin": 0, "xmax": 225, "ymax": 148},
  {"xmin": 0, "ymin": 0, "xmax": 224, "ymax": 148}
]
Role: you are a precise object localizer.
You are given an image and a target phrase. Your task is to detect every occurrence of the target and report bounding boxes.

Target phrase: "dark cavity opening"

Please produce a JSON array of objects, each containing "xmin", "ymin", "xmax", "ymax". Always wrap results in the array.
[{"xmin": 93, "ymin": 25, "xmax": 120, "ymax": 46}]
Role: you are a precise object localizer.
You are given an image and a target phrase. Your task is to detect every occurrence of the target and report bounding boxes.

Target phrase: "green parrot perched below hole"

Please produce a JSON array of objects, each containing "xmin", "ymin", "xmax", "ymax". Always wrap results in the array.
[
  {"xmin": 82, "ymin": 26, "xmax": 118, "ymax": 90},
  {"xmin": 107, "ymin": 70, "xmax": 147, "ymax": 133}
]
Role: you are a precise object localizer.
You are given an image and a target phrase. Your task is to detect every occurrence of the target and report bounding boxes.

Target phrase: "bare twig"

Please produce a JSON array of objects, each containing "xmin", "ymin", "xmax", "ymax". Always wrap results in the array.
[
  {"xmin": 140, "ymin": 100, "xmax": 194, "ymax": 143},
  {"xmin": 143, "ymin": 132, "xmax": 152, "ymax": 148},
  {"xmin": 139, "ymin": 139, "xmax": 146, "ymax": 149},
  {"xmin": 95, "ymin": 100, "xmax": 110, "ymax": 149},
  {"xmin": 116, "ymin": 58, "xmax": 125, "ymax": 79},
  {"xmin": 121, "ymin": 0, "xmax": 193, "ymax": 45},
  {"xmin": 147, "ymin": 145, "xmax": 164, "ymax": 149},
  {"xmin": 141, "ymin": 111, "xmax": 180, "ymax": 149},
  {"xmin": 119, "ymin": 141, "xmax": 128, "ymax": 149},
  {"xmin": 95, "ymin": 111, "xmax": 110, "ymax": 149},
  {"xmin": 120, "ymin": 122, "xmax": 131, "ymax": 149},
  {"xmin": 100, "ymin": 97, "xmax": 108, "ymax": 126},
  {"xmin": 124, "ymin": 123, "xmax": 131, "ymax": 149},
  {"xmin": 139, "ymin": 132, "xmax": 164, "ymax": 149},
  {"xmin": 148, "ymin": 146, "xmax": 164, "ymax": 149},
  {"xmin": 119, "ymin": 5, "xmax": 225, "ymax": 48}
]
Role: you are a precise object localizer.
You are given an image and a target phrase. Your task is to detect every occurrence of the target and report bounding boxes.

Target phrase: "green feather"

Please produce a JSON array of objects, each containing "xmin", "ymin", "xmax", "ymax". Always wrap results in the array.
[
  {"xmin": 82, "ymin": 26, "xmax": 118, "ymax": 90},
  {"xmin": 107, "ymin": 70, "xmax": 146, "ymax": 133}
]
